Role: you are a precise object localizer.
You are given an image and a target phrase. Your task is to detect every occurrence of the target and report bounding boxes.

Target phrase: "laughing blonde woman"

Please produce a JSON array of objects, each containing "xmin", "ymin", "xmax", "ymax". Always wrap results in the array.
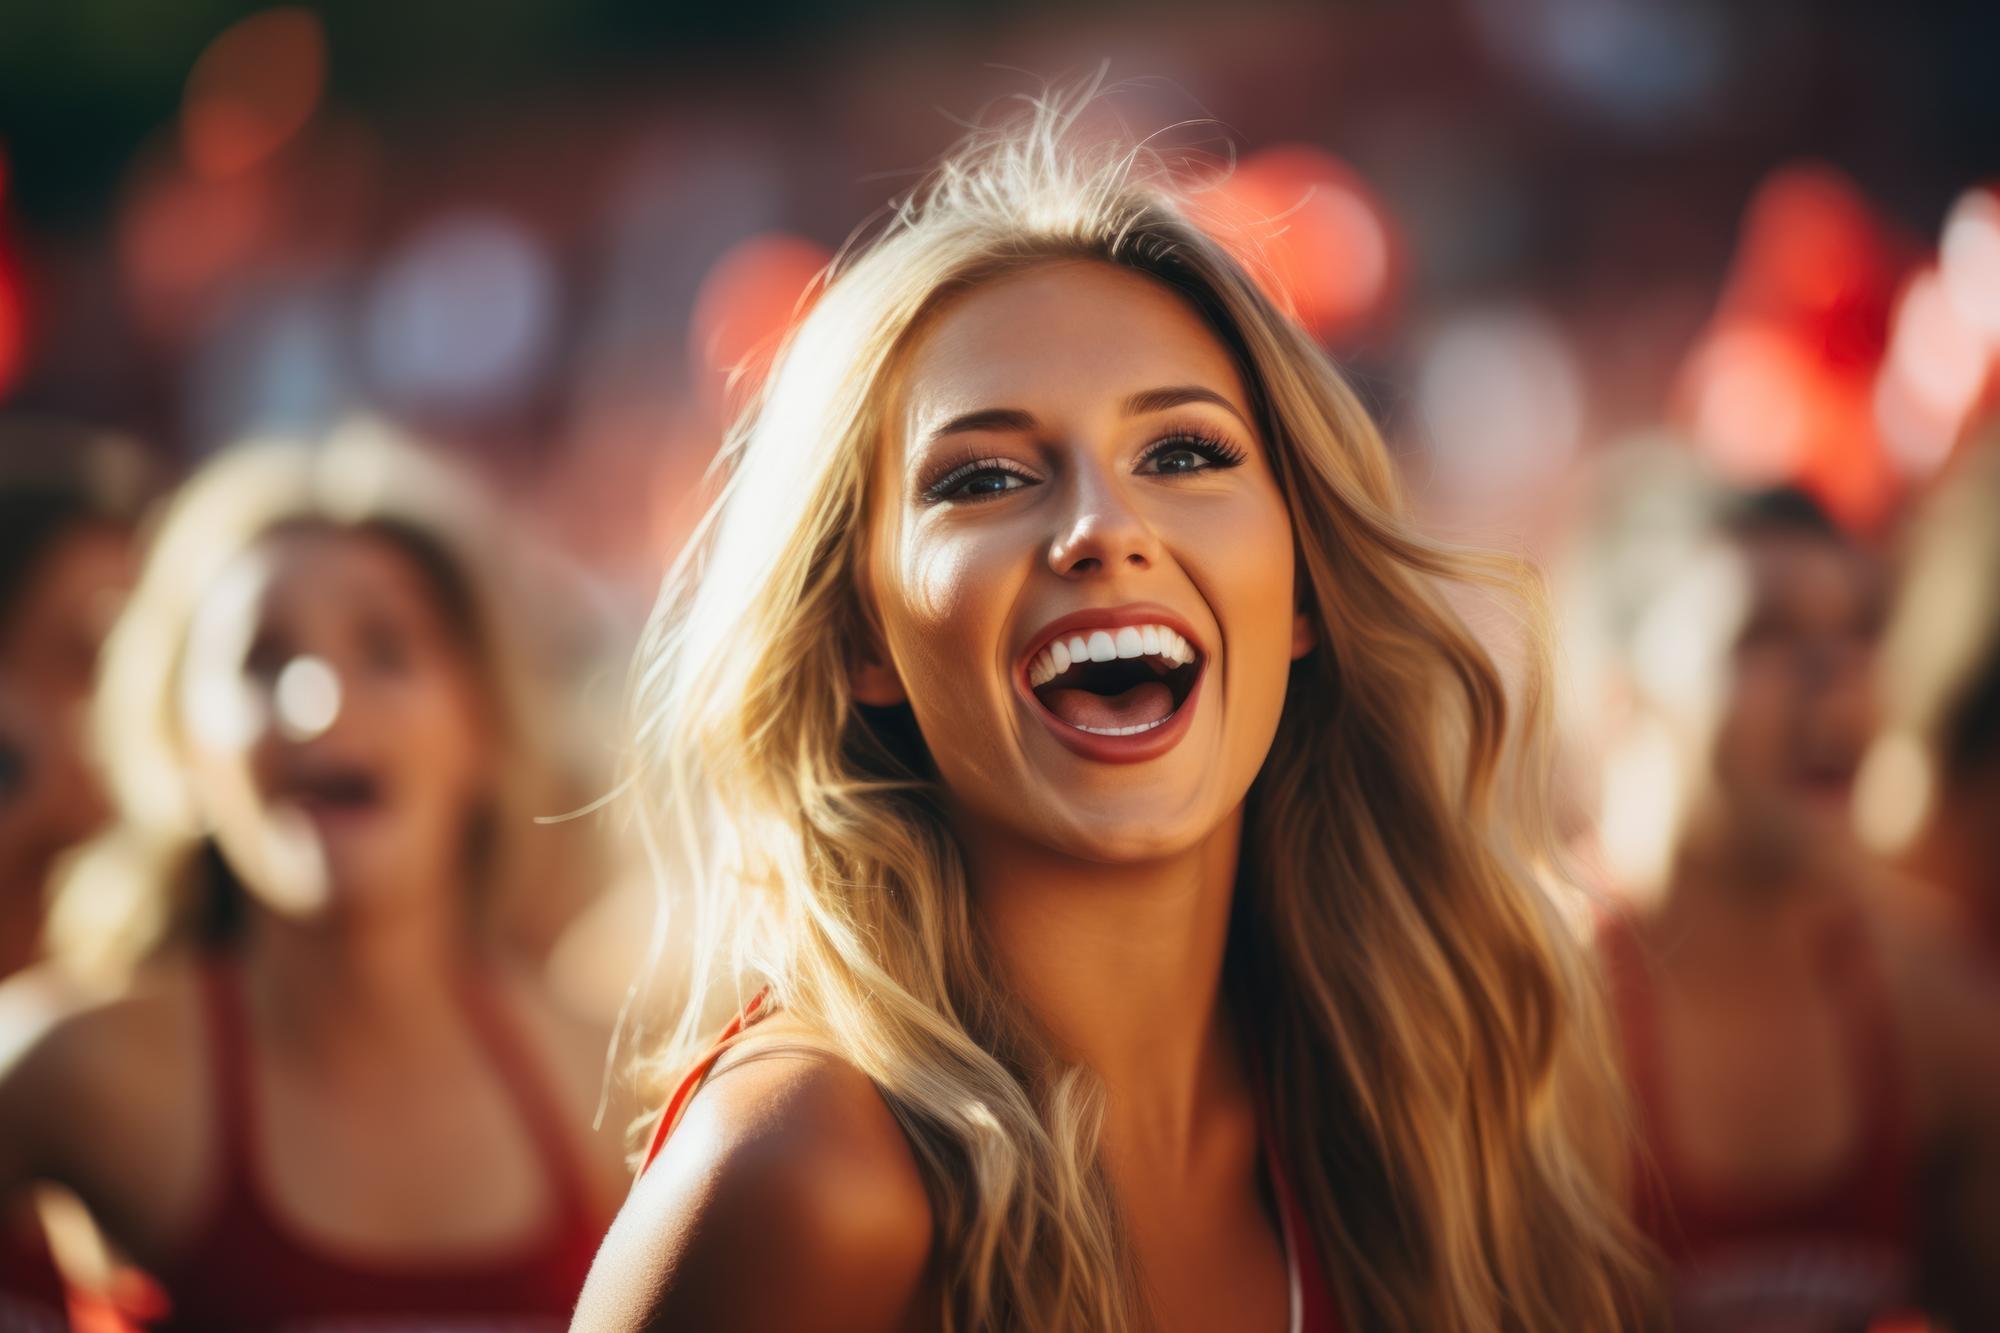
[{"xmin": 573, "ymin": 90, "xmax": 1652, "ymax": 1333}]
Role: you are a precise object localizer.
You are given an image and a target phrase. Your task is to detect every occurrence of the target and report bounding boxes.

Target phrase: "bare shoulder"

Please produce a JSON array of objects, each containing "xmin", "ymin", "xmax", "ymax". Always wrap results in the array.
[
  {"xmin": 570, "ymin": 1015, "xmax": 937, "ymax": 1333},
  {"xmin": 0, "ymin": 959, "xmax": 203, "ymax": 1193}
]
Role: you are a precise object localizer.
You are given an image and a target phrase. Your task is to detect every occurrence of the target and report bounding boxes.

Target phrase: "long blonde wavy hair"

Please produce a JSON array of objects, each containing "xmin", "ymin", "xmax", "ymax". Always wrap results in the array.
[{"xmin": 630, "ymin": 88, "xmax": 1651, "ymax": 1332}]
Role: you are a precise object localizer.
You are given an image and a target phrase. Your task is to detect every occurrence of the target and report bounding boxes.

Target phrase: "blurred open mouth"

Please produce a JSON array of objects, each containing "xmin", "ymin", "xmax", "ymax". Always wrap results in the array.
[
  {"xmin": 1790, "ymin": 759, "xmax": 1858, "ymax": 806},
  {"xmin": 282, "ymin": 763, "xmax": 389, "ymax": 825},
  {"xmin": 1018, "ymin": 616, "xmax": 1207, "ymax": 763}
]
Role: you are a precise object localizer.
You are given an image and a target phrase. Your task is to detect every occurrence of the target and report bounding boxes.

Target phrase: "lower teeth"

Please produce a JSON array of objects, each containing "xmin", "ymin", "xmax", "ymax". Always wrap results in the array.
[{"xmin": 1073, "ymin": 715, "xmax": 1169, "ymax": 737}]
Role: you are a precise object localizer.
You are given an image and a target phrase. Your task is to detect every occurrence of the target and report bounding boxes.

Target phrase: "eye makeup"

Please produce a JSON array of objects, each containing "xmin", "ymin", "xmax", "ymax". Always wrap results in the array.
[
  {"xmin": 918, "ymin": 450, "xmax": 1042, "ymax": 505},
  {"xmin": 916, "ymin": 428, "xmax": 1251, "ymax": 506},
  {"xmin": 1135, "ymin": 427, "xmax": 1248, "ymax": 474}
]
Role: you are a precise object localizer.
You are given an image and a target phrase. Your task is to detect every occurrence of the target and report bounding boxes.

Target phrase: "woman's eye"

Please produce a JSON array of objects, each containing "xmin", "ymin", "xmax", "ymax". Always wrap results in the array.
[
  {"xmin": 1150, "ymin": 447, "xmax": 1209, "ymax": 474},
  {"xmin": 1139, "ymin": 434, "xmax": 1246, "ymax": 476},
  {"xmin": 924, "ymin": 460, "xmax": 1037, "ymax": 504},
  {"xmin": 956, "ymin": 470, "xmax": 1027, "ymax": 498}
]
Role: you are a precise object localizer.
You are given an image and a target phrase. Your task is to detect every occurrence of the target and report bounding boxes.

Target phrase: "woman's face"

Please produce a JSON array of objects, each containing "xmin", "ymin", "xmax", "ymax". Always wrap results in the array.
[
  {"xmin": 178, "ymin": 526, "xmax": 495, "ymax": 922},
  {"xmin": 1713, "ymin": 528, "xmax": 1882, "ymax": 845},
  {"xmin": 860, "ymin": 259, "xmax": 1311, "ymax": 863},
  {"xmin": 0, "ymin": 523, "xmax": 135, "ymax": 861}
]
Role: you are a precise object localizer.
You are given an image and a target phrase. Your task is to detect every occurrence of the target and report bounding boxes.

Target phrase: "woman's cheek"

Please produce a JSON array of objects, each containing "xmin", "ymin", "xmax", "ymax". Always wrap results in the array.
[
  {"xmin": 899, "ymin": 527, "xmax": 1016, "ymax": 684},
  {"xmin": 1183, "ymin": 496, "xmax": 1295, "ymax": 647}
]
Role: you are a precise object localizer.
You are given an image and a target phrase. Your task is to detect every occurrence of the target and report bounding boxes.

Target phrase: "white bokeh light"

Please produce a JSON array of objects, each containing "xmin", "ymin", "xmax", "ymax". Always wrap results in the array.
[
  {"xmin": 1418, "ymin": 305, "xmax": 1586, "ymax": 500},
  {"xmin": 1940, "ymin": 187, "xmax": 2000, "ymax": 339},
  {"xmin": 274, "ymin": 655, "xmax": 341, "ymax": 742},
  {"xmin": 363, "ymin": 213, "xmax": 557, "ymax": 412}
]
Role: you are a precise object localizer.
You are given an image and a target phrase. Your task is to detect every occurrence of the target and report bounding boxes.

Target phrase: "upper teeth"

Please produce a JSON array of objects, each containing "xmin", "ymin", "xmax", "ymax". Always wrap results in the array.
[{"xmin": 1026, "ymin": 623, "xmax": 1198, "ymax": 687}]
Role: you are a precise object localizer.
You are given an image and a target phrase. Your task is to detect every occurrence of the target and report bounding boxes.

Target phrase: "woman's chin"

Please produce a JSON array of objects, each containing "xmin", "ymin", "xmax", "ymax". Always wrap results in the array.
[{"xmin": 1025, "ymin": 790, "xmax": 1227, "ymax": 865}]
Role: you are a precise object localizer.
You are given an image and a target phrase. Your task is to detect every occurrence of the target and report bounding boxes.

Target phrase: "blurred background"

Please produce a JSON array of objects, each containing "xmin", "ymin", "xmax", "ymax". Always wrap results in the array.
[
  {"xmin": 3, "ymin": 2, "xmax": 2000, "ymax": 1329},
  {"xmin": 2, "ymin": 0, "xmax": 1996, "ymax": 570}
]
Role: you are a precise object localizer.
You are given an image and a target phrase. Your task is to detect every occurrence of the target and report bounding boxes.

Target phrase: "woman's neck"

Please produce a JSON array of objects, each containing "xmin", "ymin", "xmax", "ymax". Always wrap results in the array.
[
  {"xmin": 239, "ymin": 890, "xmax": 478, "ymax": 1063},
  {"xmin": 956, "ymin": 801, "xmax": 1250, "ymax": 1175},
  {"xmin": 1654, "ymin": 823, "xmax": 1861, "ymax": 973}
]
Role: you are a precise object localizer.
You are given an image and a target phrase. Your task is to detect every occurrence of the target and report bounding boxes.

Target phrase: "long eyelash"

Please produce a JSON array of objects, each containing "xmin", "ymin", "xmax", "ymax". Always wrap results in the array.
[
  {"xmin": 1140, "ymin": 429, "xmax": 1248, "ymax": 470},
  {"xmin": 920, "ymin": 453, "xmax": 1037, "ymax": 504}
]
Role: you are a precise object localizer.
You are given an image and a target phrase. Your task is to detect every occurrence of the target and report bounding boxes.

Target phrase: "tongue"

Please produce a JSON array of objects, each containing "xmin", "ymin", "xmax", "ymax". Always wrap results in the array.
[{"xmin": 1039, "ymin": 680, "xmax": 1176, "ymax": 732}]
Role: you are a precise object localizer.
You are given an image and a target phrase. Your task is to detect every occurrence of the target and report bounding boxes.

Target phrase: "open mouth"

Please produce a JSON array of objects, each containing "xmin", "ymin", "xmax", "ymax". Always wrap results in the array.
[
  {"xmin": 285, "ymin": 765, "xmax": 387, "ymax": 819},
  {"xmin": 1791, "ymin": 761, "xmax": 1857, "ymax": 801},
  {"xmin": 1025, "ymin": 625, "xmax": 1203, "ymax": 737}
]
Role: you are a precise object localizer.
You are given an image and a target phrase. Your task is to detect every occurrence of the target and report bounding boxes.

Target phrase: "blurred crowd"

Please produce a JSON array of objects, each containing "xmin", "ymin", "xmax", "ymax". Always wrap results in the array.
[{"xmin": 2, "ymin": 2, "xmax": 1999, "ymax": 1330}]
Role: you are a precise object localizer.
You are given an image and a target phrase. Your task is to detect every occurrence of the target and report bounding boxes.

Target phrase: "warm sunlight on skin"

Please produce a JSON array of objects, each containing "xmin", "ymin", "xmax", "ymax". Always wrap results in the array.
[
  {"xmin": 568, "ymin": 110, "xmax": 1658, "ymax": 1328},
  {"xmin": 857, "ymin": 260, "xmax": 1313, "ymax": 866}
]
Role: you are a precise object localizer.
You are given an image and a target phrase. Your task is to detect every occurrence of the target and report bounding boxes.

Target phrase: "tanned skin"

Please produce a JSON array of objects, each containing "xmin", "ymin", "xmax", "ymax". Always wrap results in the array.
[{"xmin": 571, "ymin": 261, "xmax": 1317, "ymax": 1332}]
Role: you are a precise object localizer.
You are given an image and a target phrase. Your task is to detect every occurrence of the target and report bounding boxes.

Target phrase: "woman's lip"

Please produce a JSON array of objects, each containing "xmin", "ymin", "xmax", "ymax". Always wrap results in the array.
[
  {"xmin": 1015, "ymin": 656, "xmax": 1206, "ymax": 765},
  {"xmin": 288, "ymin": 797, "xmax": 390, "ymax": 834},
  {"xmin": 1017, "ymin": 602, "xmax": 1206, "ymax": 674}
]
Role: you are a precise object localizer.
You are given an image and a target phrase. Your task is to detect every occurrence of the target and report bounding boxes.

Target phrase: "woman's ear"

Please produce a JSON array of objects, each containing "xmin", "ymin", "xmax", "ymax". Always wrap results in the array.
[
  {"xmin": 1290, "ymin": 606, "xmax": 1317, "ymax": 661},
  {"xmin": 851, "ymin": 640, "xmax": 907, "ymax": 706},
  {"xmin": 849, "ymin": 587, "xmax": 907, "ymax": 705},
  {"xmin": 850, "ymin": 527, "xmax": 907, "ymax": 705}
]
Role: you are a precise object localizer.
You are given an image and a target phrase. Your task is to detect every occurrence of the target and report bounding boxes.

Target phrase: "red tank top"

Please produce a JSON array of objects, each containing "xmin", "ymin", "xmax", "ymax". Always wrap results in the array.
[
  {"xmin": 1598, "ymin": 912, "xmax": 1921, "ymax": 1330},
  {"xmin": 641, "ymin": 994, "xmax": 1343, "ymax": 1333},
  {"xmin": 96, "ymin": 958, "xmax": 607, "ymax": 1332},
  {"xmin": 0, "ymin": 1218, "xmax": 65, "ymax": 1333}
]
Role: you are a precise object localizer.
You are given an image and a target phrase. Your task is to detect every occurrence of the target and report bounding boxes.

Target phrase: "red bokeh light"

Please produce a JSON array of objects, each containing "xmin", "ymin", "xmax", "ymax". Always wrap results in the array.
[
  {"xmin": 0, "ymin": 142, "xmax": 21, "ymax": 399},
  {"xmin": 0, "ymin": 246, "xmax": 24, "ymax": 401},
  {"xmin": 688, "ymin": 232, "xmax": 832, "ymax": 414},
  {"xmin": 1681, "ymin": 322, "xmax": 1816, "ymax": 483},
  {"xmin": 1676, "ymin": 164, "xmax": 1915, "ymax": 531},
  {"xmin": 1722, "ymin": 165, "xmax": 1906, "ymax": 370},
  {"xmin": 181, "ymin": 8, "xmax": 327, "ymax": 180},
  {"xmin": 1195, "ymin": 144, "xmax": 1397, "ymax": 343},
  {"xmin": 117, "ymin": 146, "xmax": 273, "ymax": 339}
]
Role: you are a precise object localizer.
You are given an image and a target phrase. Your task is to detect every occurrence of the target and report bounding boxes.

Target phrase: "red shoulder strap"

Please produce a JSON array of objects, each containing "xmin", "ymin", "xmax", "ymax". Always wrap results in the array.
[
  {"xmin": 455, "ymin": 972, "xmax": 600, "ymax": 1228},
  {"xmin": 639, "ymin": 989, "xmax": 771, "ymax": 1175},
  {"xmin": 1812, "ymin": 914, "xmax": 1918, "ymax": 1206},
  {"xmin": 197, "ymin": 957, "xmax": 257, "ymax": 1179},
  {"xmin": 1261, "ymin": 1129, "xmax": 1344, "ymax": 1333}
]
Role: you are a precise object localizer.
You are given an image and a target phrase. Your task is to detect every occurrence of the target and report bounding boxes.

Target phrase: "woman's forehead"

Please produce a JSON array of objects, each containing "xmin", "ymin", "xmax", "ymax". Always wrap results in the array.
[
  {"xmin": 201, "ymin": 528, "xmax": 441, "ymax": 632},
  {"xmin": 891, "ymin": 259, "xmax": 1252, "ymax": 447}
]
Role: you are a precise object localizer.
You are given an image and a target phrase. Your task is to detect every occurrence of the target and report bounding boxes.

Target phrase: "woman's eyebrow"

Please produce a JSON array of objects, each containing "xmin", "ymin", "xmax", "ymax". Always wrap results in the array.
[
  {"xmin": 1122, "ymin": 384, "xmax": 1251, "ymax": 429},
  {"xmin": 924, "ymin": 385, "xmax": 1249, "ymax": 446},
  {"xmin": 925, "ymin": 406, "xmax": 1039, "ymax": 443}
]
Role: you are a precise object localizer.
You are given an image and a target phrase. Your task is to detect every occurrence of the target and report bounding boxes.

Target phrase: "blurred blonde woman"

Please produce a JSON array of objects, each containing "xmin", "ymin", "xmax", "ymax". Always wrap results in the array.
[
  {"xmin": 0, "ymin": 429, "xmax": 629, "ymax": 1330},
  {"xmin": 573, "ymin": 91, "xmax": 1652, "ymax": 1333}
]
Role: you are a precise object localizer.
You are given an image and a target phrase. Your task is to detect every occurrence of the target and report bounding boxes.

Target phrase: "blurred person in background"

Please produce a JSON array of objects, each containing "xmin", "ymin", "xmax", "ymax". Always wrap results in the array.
[
  {"xmin": 574, "ymin": 93, "xmax": 1652, "ymax": 1333},
  {"xmin": 0, "ymin": 420, "xmax": 151, "ymax": 982},
  {"xmin": 0, "ymin": 419, "xmax": 153, "ymax": 1333},
  {"xmin": 0, "ymin": 430, "xmax": 629, "ymax": 1331},
  {"xmin": 1861, "ymin": 434, "xmax": 2000, "ymax": 1328},
  {"xmin": 1566, "ymin": 445, "xmax": 1999, "ymax": 1331}
]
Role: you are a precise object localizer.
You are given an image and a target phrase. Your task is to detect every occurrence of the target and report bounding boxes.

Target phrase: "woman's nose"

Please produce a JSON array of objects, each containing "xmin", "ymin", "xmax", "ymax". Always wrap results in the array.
[{"xmin": 1046, "ymin": 468, "xmax": 1160, "ymax": 579}]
